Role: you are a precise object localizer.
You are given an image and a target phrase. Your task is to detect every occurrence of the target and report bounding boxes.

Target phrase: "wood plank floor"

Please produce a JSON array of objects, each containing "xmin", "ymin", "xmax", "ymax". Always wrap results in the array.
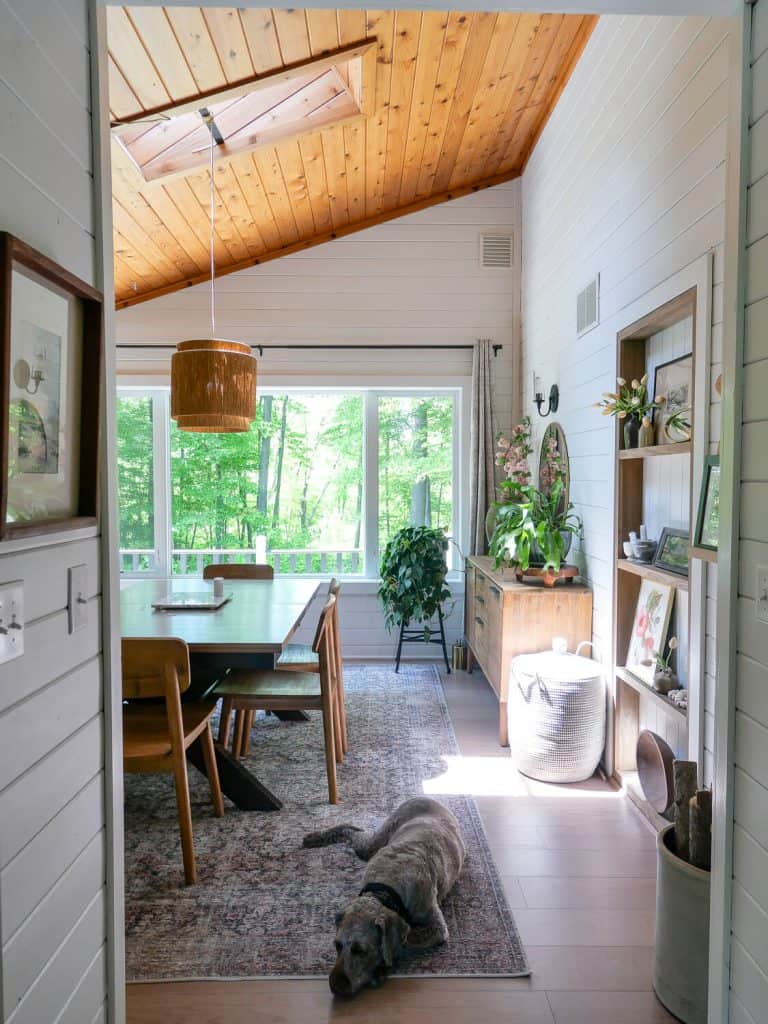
[{"xmin": 126, "ymin": 665, "xmax": 675, "ymax": 1024}]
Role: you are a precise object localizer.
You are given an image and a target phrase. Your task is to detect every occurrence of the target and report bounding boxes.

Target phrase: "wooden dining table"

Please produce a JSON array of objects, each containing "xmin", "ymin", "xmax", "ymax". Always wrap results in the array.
[{"xmin": 120, "ymin": 577, "xmax": 321, "ymax": 811}]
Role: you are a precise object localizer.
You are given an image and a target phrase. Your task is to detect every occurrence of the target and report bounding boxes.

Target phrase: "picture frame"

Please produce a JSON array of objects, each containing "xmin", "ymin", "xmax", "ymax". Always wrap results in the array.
[
  {"xmin": 694, "ymin": 455, "xmax": 720, "ymax": 552},
  {"xmin": 653, "ymin": 353, "xmax": 693, "ymax": 445},
  {"xmin": 625, "ymin": 578, "xmax": 675, "ymax": 686},
  {"xmin": 0, "ymin": 232, "xmax": 103, "ymax": 540},
  {"xmin": 654, "ymin": 527, "xmax": 690, "ymax": 578}
]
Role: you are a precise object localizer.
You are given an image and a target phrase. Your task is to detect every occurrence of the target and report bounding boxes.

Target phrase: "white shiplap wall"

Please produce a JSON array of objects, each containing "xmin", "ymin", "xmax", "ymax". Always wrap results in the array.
[
  {"xmin": 115, "ymin": 182, "xmax": 521, "ymax": 659},
  {"xmin": 727, "ymin": 2, "xmax": 768, "ymax": 1020},
  {"xmin": 521, "ymin": 14, "xmax": 728, "ymax": 774},
  {"xmin": 0, "ymin": 2, "xmax": 111, "ymax": 1022}
]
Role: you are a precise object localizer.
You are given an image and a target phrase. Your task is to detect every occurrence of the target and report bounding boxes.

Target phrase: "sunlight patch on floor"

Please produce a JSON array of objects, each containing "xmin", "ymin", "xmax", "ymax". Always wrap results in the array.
[{"xmin": 422, "ymin": 755, "xmax": 621, "ymax": 798}]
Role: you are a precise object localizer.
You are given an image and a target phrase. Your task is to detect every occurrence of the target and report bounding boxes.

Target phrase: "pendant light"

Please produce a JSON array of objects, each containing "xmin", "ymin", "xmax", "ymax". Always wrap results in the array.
[{"xmin": 171, "ymin": 117, "xmax": 257, "ymax": 433}]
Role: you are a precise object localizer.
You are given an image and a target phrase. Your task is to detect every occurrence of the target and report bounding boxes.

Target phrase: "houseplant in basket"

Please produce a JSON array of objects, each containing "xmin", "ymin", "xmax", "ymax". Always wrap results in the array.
[
  {"xmin": 594, "ymin": 374, "xmax": 664, "ymax": 449},
  {"xmin": 378, "ymin": 526, "xmax": 451, "ymax": 642}
]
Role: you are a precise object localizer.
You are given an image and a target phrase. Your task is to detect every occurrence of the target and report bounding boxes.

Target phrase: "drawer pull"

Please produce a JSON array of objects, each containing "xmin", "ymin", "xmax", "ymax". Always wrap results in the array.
[
  {"xmin": 474, "ymin": 615, "xmax": 485, "ymax": 626},
  {"xmin": 475, "ymin": 594, "xmax": 485, "ymax": 605},
  {"xmin": 489, "ymin": 584, "xmax": 501, "ymax": 597}
]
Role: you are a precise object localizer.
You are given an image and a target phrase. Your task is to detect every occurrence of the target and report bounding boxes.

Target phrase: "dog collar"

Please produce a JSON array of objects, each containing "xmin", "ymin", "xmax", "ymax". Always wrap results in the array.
[{"xmin": 359, "ymin": 883, "xmax": 414, "ymax": 927}]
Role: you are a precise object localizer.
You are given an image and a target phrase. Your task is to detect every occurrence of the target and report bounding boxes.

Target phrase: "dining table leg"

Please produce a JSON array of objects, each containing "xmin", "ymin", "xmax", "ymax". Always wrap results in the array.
[{"xmin": 187, "ymin": 737, "xmax": 283, "ymax": 811}]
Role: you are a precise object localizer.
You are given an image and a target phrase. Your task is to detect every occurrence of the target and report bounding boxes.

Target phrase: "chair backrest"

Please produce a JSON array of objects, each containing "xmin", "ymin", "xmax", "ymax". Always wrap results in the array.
[
  {"xmin": 312, "ymin": 594, "xmax": 336, "ymax": 661},
  {"xmin": 328, "ymin": 577, "xmax": 341, "ymax": 597},
  {"xmin": 203, "ymin": 563, "xmax": 274, "ymax": 580},
  {"xmin": 122, "ymin": 637, "xmax": 191, "ymax": 699}
]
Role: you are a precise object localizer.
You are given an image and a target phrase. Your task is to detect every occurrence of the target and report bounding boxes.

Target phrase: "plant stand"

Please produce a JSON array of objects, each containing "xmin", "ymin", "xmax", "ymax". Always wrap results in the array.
[
  {"xmin": 395, "ymin": 608, "xmax": 451, "ymax": 674},
  {"xmin": 512, "ymin": 563, "xmax": 579, "ymax": 587}
]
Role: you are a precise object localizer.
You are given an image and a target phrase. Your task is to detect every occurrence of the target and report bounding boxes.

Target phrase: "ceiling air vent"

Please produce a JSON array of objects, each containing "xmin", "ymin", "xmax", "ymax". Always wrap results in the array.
[
  {"xmin": 577, "ymin": 274, "xmax": 600, "ymax": 336},
  {"xmin": 481, "ymin": 233, "xmax": 513, "ymax": 269}
]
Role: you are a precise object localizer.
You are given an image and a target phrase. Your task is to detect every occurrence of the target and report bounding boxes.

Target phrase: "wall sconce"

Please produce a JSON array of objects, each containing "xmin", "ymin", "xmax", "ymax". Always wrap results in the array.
[
  {"xmin": 13, "ymin": 359, "xmax": 45, "ymax": 395},
  {"xmin": 532, "ymin": 374, "xmax": 559, "ymax": 418}
]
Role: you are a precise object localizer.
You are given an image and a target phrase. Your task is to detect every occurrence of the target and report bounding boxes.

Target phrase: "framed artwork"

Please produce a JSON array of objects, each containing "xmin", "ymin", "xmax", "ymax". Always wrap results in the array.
[
  {"xmin": 653, "ymin": 353, "xmax": 693, "ymax": 444},
  {"xmin": 626, "ymin": 578, "xmax": 675, "ymax": 686},
  {"xmin": 0, "ymin": 233, "xmax": 103, "ymax": 540},
  {"xmin": 694, "ymin": 455, "xmax": 720, "ymax": 551},
  {"xmin": 654, "ymin": 527, "xmax": 689, "ymax": 578}
]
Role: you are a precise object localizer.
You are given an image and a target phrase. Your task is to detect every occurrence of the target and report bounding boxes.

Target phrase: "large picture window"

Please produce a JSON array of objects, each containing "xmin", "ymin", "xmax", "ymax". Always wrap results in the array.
[{"xmin": 117, "ymin": 386, "xmax": 460, "ymax": 578}]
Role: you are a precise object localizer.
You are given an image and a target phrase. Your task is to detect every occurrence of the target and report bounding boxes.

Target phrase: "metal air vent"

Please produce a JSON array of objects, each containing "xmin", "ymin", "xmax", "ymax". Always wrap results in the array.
[
  {"xmin": 577, "ymin": 274, "xmax": 600, "ymax": 336},
  {"xmin": 481, "ymin": 233, "xmax": 513, "ymax": 269}
]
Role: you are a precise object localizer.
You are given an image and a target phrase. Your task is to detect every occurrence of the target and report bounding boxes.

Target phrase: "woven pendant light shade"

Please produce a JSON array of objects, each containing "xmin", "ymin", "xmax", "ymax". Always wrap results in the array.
[{"xmin": 171, "ymin": 339, "xmax": 257, "ymax": 433}]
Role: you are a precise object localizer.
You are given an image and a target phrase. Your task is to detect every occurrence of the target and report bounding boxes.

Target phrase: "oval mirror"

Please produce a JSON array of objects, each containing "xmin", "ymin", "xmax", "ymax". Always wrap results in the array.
[{"xmin": 538, "ymin": 422, "xmax": 570, "ymax": 509}]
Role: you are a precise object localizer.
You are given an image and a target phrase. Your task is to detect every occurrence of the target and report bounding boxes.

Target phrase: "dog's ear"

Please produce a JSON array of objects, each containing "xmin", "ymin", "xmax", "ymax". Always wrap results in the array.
[{"xmin": 378, "ymin": 913, "xmax": 409, "ymax": 968}]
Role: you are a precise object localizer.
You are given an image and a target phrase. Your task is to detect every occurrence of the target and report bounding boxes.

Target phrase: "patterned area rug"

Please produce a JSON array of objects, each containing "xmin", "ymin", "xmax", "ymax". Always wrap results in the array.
[{"xmin": 124, "ymin": 663, "xmax": 529, "ymax": 981}]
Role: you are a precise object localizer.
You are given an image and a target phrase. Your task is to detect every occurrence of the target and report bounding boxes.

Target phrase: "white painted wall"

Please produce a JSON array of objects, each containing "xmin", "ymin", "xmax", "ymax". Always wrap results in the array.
[
  {"xmin": 520, "ymin": 13, "xmax": 728, "ymax": 774},
  {"xmin": 115, "ymin": 181, "xmax": 521, "ymax": 660},
  {"xmin": 0, "ymin": 2, "xmax": 115, "ymax": 1022},
  {"xmin": 722, "ymin": 2, "xmax": 768, "ymax": 1019}
]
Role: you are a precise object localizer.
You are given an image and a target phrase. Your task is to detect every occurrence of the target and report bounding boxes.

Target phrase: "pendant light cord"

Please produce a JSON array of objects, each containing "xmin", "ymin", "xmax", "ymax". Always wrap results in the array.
[{"xmin": 209, "ymin": 129, "xmax": 216, "ymax": 337}]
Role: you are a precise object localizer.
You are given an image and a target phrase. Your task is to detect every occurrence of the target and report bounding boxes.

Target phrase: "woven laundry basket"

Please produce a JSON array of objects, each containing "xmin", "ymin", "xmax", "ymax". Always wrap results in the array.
[{"xmin": 509, "ymin": 643, "xmax": 606, "ymax": 783}]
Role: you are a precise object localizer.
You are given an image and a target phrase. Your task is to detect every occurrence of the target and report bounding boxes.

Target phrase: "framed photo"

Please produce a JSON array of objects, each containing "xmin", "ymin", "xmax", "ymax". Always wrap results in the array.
[
  {"xmin": 694, "ymin": 455, "xmax": 720, "ymax": 551},
  {"xmin": 653, "ymin": 353, "xmax": 692, "ymax": 444},
  {"xmin": 626, "ymin": 578, "xmax": 675, "ymax": 686},
  {"xmin": 654, "ymin": 527, "xmax": 689, "ymax": 578},
  {"xmin": 0, "ymin": 233, "xmax": 102, "ymax": 540}
]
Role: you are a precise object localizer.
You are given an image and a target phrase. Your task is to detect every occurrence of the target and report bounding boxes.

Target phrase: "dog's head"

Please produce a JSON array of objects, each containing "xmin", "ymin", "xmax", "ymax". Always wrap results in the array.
[{"xmin": 328, "ymin": 895, "xmax": 409, "ymax": 997}]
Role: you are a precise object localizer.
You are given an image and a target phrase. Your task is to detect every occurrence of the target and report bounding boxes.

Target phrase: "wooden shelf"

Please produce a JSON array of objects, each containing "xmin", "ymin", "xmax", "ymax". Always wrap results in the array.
[
  {"xmin": 617, "ymin": 558, "xmax": 689, "ymax": 591},
  {"xmin": 618, "ymin": 441, "xmax": 692, "ymax": 460},
  {"xmin": 690, "ymin": 545, "xmax": 717, "ymax": 564},
  {"xmin": 616, "ymin": 667, "xmax": 687, "ymax": 720}
]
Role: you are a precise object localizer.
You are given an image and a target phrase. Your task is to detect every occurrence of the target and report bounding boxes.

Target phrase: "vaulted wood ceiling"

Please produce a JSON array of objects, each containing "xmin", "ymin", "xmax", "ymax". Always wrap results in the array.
[{"xmin": 108, "ymin": 7, "xmax": 596, "ymax": 308}]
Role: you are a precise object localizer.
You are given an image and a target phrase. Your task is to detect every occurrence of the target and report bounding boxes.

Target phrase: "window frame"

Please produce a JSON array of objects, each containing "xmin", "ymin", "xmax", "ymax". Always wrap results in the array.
[{"xmin": 116, "ymin": 383, "xmax": 464, "ymax": 581}]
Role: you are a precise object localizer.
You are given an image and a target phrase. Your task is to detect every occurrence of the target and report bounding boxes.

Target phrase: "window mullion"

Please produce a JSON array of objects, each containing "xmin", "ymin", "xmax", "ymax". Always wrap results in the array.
[
  {"xmin": 363, "ymin": 391, "xmax": 379, "ymax": 579},
  {"xmin": 154, "ymin": 389, "xmax": 172, "ymax": 577}
]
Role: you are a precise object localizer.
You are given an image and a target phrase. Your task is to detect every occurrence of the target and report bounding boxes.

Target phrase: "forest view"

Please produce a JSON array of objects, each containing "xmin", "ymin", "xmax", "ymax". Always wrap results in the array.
[{"xmin": 117, "ymin": 390, "xmax": 454, "ymax": 574}]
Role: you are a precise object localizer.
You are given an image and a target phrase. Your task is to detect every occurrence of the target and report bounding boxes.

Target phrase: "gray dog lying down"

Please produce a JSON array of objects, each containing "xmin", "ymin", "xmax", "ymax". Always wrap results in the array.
[{"xmin": 302, "ymin": 796, "xmax": 465, "ymax": 997}]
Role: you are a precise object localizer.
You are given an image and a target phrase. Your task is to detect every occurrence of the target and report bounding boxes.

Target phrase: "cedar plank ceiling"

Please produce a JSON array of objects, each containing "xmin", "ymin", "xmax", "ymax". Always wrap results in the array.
[{"xmin": 108, "ymin": 7, "xmax": 597, "ymax": 308}]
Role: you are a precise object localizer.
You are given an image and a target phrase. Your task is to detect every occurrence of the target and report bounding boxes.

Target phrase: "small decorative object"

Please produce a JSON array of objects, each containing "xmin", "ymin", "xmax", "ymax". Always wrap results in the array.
[
  {"xmin": 654, "ymin": 527, "xmax": 689, "ymax": 577},
  {"xmin": 636, "ymin": 729, "xmax": 675, "ymax": 814},
  {"xmin": 654, "ymin": 761, "xmax": 711, "ymax": 1024},
  {"xmin": 631, "ymin": 538, "xmax": 657, "ymax": 563},
  {"xmin": 694, "ymin": 455, "xmax": 720, "ymax": 551},
  {"xmin": 626, "ymin": 578, "xmax": 674, "ymax": 685},
  {"xmin": 652, "ymin": 636, "xmax": 679, "ymax": 694},
  {"xmin": 622, "ymin": 540, "xmax": 634, "ymax": 558},
  {"xmin": 653, "ymin": 353, "xmax": 692, "ymax": 445},
  {"xmin": 508, "ymin": 641, "xmax": 605, "ymax": 783},
  {"xmin": 593, "ymin": 373, "xmax": 663, "ymax": 449},
  {"xmin": 667, "ymin": 688, "xmax": 688, "ymax": 710},
  {"xmin": 0, "ymin": 232, "xmax": 103, "ymax": 540},
  {"xmin": 638, "ymin": 414, "xmax": 655, "ymax": 448},
  {"xmin": 451, "ymin": 638, "xmax": 467, "ymax": 671}
]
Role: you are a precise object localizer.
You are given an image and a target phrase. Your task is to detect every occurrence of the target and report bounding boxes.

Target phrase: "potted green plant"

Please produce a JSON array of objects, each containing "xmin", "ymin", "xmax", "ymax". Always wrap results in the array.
[
  {"xmin": 488, "ymin": 478, "xmax": 582, "ymax": 574},
  {"xmin": 594, "ymin": 374, "xmax": 664, "ymax": 448},
  {"xmin": 378, "ymin": 526, "xmax": 451, "ymax": 641}
]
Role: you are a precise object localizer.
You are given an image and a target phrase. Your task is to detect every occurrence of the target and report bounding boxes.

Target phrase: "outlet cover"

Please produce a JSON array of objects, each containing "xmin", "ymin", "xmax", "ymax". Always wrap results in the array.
[
  {"xmin": 0, "ymin": 581, "xmax": 24, "ymax": 664},
  {"xmin": 757, "ymin": 566, "xmax": 768, "ymax": 624},
  {"xmin": 68, "ymin": 564, "xmax": 88, "ymax": 633}
]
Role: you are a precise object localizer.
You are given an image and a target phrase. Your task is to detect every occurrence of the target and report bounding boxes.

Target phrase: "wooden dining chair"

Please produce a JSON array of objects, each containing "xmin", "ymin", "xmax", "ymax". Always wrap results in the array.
[
  {"xmin": 214, "ymin": 595, "xmax": 340, "ymax": 803},
  {"xmin": 275, "ymin": 578, "xmax": 347, "ymax": 759},
  {"xmin": 203, "ymin": 562, "xmax": 274, "ymax": 580},
  {"xmin": 122, "ymin": 637, "xmax": 224, "ymax": 885}
]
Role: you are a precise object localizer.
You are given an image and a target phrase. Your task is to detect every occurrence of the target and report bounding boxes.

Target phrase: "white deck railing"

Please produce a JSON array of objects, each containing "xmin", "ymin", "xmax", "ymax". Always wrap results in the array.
[{"xmin": 119, "ymin": 546, "xmax": 363, "ymax": 576}]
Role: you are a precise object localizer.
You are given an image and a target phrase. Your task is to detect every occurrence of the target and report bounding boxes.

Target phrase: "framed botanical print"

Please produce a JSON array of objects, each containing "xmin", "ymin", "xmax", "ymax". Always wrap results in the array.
[
  {"xmin": 694, "ymin": 455, "xmax": 720, "ymax": 552},
  {"xmin": 654, "ymin": 527, "xmax": 689, "ymax": 578},
  {"xmin": 653, "ymin": 353, "xmax": 693, "ymax": 444},
  {"xmin": 0, "ymin": 233, "xmax": 103, "ymax": 540},
  {"xmin": 626, "ymin": 578, "xmax": 675, "ymax": 686}
]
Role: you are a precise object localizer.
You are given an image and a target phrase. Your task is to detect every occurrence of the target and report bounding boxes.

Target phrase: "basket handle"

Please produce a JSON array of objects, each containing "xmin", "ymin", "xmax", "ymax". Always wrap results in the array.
[{"xmin": 576, "ymin": 640, "xmax": 601, "ymax": 661}]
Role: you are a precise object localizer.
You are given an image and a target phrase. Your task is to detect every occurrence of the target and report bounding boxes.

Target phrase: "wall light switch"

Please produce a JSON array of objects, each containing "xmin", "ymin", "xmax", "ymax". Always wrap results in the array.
[
  {"xmin": 757, "ymin": 566, "xmax": 768, "ymax": 624},
  {"xmin": 68, "ymin": 564, "xmax": 88, "ymax": 633},
  {"xmin": 0, "ymin": 581, "xmax": 24, "ymax": 664}
]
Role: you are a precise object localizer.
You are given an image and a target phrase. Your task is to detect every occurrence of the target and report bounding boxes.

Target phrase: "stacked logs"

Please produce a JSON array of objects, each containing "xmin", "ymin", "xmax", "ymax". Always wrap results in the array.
[{"xmin": 672, "ymin": 760, "xmax": 712, "ymax": 870}]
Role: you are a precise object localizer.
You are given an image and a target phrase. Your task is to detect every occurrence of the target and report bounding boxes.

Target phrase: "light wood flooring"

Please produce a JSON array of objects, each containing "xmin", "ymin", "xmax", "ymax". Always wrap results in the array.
[{"xmin": 127, "ymin": 665, "xmax": 675, "ymax": 1024}]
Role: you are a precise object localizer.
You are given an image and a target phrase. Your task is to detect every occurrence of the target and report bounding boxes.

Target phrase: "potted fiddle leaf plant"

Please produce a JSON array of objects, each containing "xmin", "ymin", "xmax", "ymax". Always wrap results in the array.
[
  {"xmin": 378, "ymin": 526, "xmax": 451, "ymax": 641},
  {"xmin": 489, "ymin": 478, "xmax": 582, "ymax": 574}
]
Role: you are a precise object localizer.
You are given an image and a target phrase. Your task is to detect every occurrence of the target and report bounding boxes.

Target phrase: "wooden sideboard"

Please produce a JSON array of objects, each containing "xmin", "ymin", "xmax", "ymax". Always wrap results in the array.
[{"xmin": 465, "ymin": 555, "xmax": 593, "ymax": 745}]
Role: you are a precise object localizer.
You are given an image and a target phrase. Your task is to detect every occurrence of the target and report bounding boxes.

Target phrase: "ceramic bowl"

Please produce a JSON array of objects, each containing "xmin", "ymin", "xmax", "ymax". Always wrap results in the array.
[{"xmin": 631, "ymin": 539, "xmax": 657, "ymax": 563}]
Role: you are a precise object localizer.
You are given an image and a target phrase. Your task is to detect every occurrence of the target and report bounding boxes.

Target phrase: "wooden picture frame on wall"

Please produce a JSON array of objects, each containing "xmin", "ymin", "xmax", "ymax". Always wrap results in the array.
[{"xmin": 0, "ymin": 232, "xmax": 103, "ymax": 540}]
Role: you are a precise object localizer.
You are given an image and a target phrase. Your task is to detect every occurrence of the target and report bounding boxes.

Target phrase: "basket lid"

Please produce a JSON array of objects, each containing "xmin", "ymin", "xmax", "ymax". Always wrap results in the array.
[{"xmin": 512, "ymin": 650, "xmax": 603, "ymax": 683}]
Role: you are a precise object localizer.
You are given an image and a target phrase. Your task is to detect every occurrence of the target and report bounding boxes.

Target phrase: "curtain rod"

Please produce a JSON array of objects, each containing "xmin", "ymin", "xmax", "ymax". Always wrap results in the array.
[{"xmin": 118, "ymin": 343, "xmax": 503, "ymax": 355}]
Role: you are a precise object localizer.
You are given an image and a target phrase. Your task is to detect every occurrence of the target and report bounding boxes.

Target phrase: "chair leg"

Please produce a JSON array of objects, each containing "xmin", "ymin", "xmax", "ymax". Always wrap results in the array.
[
  {"xmin": 217, "ymin": 696, "xmax": 234, "ymax": 747},
  {"xmin": 333, "ymin": 686, "xmax": 344, "ymax": 765},
  {"xmin": 200, "ymin": 723, "xmax": 225, "ymax": 817},
  {"xmin": 320, "ymin": 693, "xmax": 338, "ymax": 804},
  {"xmin": 333, "ymin": 615, "xmax": 348, "ymax": 754},
  {"xmin": 171, "ymin": 743, "xmax": 197, "ymax": 885},
  {"xmin": 232, "ymin": 709, "xmax": 246, "ymax": 758},
  {"xmin": 242, "ymin": 709, "xmax": 256, "ymax": 755}
]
